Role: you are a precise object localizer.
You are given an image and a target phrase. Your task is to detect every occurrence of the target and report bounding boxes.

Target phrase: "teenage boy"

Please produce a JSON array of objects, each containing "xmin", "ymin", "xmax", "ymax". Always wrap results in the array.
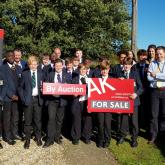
[{"xmin": 117, "ymin": 58, "xmax": 143, "ymax": 147}]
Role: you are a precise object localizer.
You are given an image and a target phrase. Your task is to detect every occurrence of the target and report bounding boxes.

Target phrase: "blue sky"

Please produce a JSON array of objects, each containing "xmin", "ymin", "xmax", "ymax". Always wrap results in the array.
[{"xmin": 138, "ymin": 0, "xmax": 165, "ymax": 49}]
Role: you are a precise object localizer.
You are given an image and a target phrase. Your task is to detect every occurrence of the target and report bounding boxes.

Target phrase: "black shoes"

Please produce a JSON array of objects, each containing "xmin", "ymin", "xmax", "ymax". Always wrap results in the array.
[
  {"xmin": 24, "ymin": 140, "xmax": 30, "ymax": 149},
  {"xmin": 148, "ymin": 138, "xmax": 155, "ymax": 144},
  {"xmin": 43, "ymin": 141, "xmax": 54, "ymax": 148},
  {"xmin": 72, "ymin": 139, "xmax": 79, "ymax": 145},
  {"xmin": 0, "ymin": 142, "xmax": 3, "ymax": 149},
  {"xmin": 117, "ymin": 137, "xmax": 125, "ymax": 145},
  {"xmin": 4, "ymin": 138, "xmax": 16, "ymax": 145},
  {"xmin": 55, "ymin": 139, "xmax": 62, "ymax": 145},
  {"xmin": 13, "ymin": 134, "xmax": 23, "ymax": 141},
  {"xmin": 103, "ymin": 142, "xmax": 110, "ymax": 148},
  {"xmin": 84, "ymin": 139, "xmax": 91, "ymax": 144},
  {"xmin": 131, "ymin": 140, "xmax": 138, "ymax": 148},
  {"xmin": 36, "ymin": 139, "xmax": 42, "ymax": 146}
]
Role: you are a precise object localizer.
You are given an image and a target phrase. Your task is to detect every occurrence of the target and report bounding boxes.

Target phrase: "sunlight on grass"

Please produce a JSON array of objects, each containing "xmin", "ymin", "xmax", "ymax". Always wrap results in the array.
[{"xmin": 109, "ymin": 136, "xmax": 165, "ymax": 165}]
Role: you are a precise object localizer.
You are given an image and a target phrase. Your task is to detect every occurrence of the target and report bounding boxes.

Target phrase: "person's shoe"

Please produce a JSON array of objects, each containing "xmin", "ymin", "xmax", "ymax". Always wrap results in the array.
[
  {"xmin": 84, "ymin": 139, "xmax": 91, "ymax": 144},
  {"xmin": 131, "ymin": 140, "xmax": 138, "ymax": 148},
  {"xmin": 36, "ymin": 139, "xmax": 42, "ymax": 146},
  {"xmin": 4, "ymin": 138, "xmax": 16, "ymax": 145},
  {"xmin": 0, "ymin": 142, "xmax": 3, "ymax": 149},
  {"xmin": 72, "ymin": 139, "xmax": 79, "ymax": 145},
  {"xmin": 55, "ymin": 138, "xmax": 62, "ymax": 145},
  {"xmin": 13, "ymin": 134, "xmax": 22, "ymax": 140},
  {"xmin": 103, "ymin": 142, "xmax": 110, "ymax": 148},
  {"xmin": 43, "ymin": 141, "xmax": 54, "ymax": 148},
  {"xmin": 117, "ymin": 137, "xmax": 124, "ymax": 145},
  {"xmin": 24, "ymin": 140, "xmax": 30, "ymax": 149},
  {"xmin": 97, "ymin": 142, "xmax": 103, "ymax": 148},
  {"xmin": 148, "ymin": 138, "xmax": 155, "ymax": 144}
]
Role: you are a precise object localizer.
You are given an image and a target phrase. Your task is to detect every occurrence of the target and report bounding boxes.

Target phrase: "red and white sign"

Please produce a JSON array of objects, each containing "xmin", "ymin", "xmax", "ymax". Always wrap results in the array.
[
  {"xmin": 43, "ymin": 83, "xmax": 86, "ymax": 95},
  {"xmin": 87, "ymin": 78, "xmax": 134, "ymax": 113}
]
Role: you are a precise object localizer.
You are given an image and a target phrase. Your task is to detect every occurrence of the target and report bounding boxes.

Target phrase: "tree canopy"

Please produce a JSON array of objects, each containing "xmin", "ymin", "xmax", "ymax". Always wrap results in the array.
[{"xmin": 0, "ymin": 0, "xmax": 131, "ymax": 58}]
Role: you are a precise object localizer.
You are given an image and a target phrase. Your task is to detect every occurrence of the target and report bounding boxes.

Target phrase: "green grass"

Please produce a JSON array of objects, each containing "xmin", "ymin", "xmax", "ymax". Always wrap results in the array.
[{"xmin": 109, "ymin": 135, "xmax": 165, "ymax": 165}]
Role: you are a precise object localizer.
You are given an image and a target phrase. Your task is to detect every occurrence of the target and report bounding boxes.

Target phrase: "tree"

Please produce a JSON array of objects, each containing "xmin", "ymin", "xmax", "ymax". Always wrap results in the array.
[{"xmin": 0, "ymin": 0, "xmax": 131, "ymax": 59}]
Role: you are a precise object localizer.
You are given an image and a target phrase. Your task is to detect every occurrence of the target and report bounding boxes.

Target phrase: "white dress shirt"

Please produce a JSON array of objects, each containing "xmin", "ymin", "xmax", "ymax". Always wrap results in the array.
[
  {"xmin": 54, "ymin": 71, "xmax": 63, "ymax": 83},
  {"xmin": 79, "ymin": 74, "xmax": 88, "ymax": 101}
]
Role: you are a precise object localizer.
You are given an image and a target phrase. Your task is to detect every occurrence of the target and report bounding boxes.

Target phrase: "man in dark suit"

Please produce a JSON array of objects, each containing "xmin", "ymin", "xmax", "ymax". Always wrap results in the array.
[
  {"xmin": 19, "ymin": 55, "xmax": 43, "ymax": 149},
  {"xmin": 14, "ymin": 49, "xmax": 27, "ymax": 71},
  {"xmin": 116, "ymin": 58, "xmax": 143, "ymax": 147},
  {"xmin": 43, "ymin": 58, "xmax": 69, "ymax": 148},
  {"xmin": 135, "ymin": 49, "xmax": 150, "ymax": 133},
  {"xmin": 1, "ymin": 51, "xmax": 22, "ymax": 145}
]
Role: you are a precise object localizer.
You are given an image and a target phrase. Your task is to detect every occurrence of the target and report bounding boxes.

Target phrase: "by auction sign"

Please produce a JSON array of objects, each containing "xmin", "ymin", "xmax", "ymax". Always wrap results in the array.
[
  {"xmin": 43, "ymin": 82, "xmax": 86, "ymax": 95},
  {"xmin": 87, "ymin": 78, "xmax": 134, "ymax": 113}
]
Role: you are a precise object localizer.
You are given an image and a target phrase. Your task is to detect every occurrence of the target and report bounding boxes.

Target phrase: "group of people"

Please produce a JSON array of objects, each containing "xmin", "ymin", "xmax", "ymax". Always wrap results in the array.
[{"xmin": 0, "ymin": 45, "xmax": 164, "ymax": 150}]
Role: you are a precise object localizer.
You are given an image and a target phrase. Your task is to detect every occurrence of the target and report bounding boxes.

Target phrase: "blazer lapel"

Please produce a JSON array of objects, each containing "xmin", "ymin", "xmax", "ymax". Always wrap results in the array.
[{"xmin": 28, "ymin": 70, "xmax": 32, "ymax": 87}]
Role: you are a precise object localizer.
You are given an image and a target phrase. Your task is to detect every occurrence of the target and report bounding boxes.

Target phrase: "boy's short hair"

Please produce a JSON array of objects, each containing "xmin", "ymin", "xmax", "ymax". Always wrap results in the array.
[
  {"xmin": 28, "ymin": 55, "xmax": 39, "ymax": 65},
  {"xmin": 137, "ymin": 49, "xmax": 147, "ymax": 56},
  {"xmin": 78, "ymin": 63, "xmax": 89, "ymax": 70},
  {"xmin": 100, "ymin": 61, "xmax": 110, "ymax": 70},
  {"xmin": 54, "ymin": 58, "xmax": 63, "ymax": 65},
  {"xmin": 72, "ymin": 57, "xmax": 79, "ymax": 62},
  {"xmin": 65, "ymin": 58, "xmax": 72, "ymax": 65},
  {"xmin": 123, "ymin": 58, "xmax": 133, "ymax": 65}
]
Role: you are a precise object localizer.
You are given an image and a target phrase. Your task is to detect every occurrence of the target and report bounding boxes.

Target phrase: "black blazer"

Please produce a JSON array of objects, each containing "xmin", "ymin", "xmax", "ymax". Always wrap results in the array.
[
  {"xmin": 111, "ymin": 64, "xmax": 123, "ymax": 78},
  {"xmin": 1, "ymin": 63, "xmax": 22, "ymax": 102},
  {"xmin": 135, "ymin": 62, "xmax": 149, "ymax": 89},
  {"xmin": 19, "ymin": 69, "xmax": 43, "ymax": 106},
  {"xmin": 116, "ymin": 70, "xmax": 143, "ymax": 106},
  {"xmin": 46, "ymin": 70, "xmax": 69, "ymax": 107},
  {"xmin": 0, "ymin": 66, "xmax": 7, "ymax": 104}
]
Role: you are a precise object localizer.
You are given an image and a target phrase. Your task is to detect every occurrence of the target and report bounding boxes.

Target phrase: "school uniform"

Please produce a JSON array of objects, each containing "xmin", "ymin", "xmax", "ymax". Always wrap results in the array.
[
  {"xmin": 135, "ymin": 62, "xmax": 150, "ymax": 132},
  {"xmin": 1, "ymin": 62, "xmax": 22, "ymax": 142},
  {"xmin": 117, "ymin": 69, "xmax": 143, "ymax": 147},
  {"xmin": 95, "ymin": 74, "xmax": 112, "ymax": 148},
  {"xmin": 71, "ymin": 73, "xmax": 92, "ymax": 144},
  {"xmin": 19, "ymin": 69, "xmax": 43, "ymax": 146},
  {"xmin": 44, "ymin": 70, "xmax": 68, "ymax": 147}
]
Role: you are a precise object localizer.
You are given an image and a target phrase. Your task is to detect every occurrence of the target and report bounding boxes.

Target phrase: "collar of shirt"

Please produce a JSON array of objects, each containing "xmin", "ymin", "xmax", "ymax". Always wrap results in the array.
[
  {"xmin": 102, "ymin": 75, "xmax": 108, "ymax": 79},
  {"xmin": 124, "ymin": 70, "xmax": 130, "ymax": 75},
  {"xmin": 51, "ymin": 63, "xmax": 54, "ymax": 68},
  {"xmin": 67, "ymin": 70, "xmax": 72, "ymax": 74},
  {"xmin": 30, "ymin": 70, "xmax": 37, "ymax": 75},
  {"xmin": 14, "ymin": 61, "xmax": 22, "ymax": 68},
  {"xmin": 7, "ymin": 62, "xmax": 13, "ymax": 68},
  {"xmin": 55, "ymin": 71, "xmax": 62, "ymax": 77},
  {"xmin": 80, "ymin": 74, "xmax": 87, "ymax": 79},
  {"xmin": 158, "ymin": 60, "xmax": 165, "ymax": 65},
  {"xmin": 73, "ymin": 66, "xmax": 78, "ymax": 70}
]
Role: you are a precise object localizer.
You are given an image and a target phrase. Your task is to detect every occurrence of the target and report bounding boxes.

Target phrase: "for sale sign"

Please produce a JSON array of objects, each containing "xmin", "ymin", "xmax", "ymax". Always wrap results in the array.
[
  {"xmin": 87, "ymin": 78, "xmax": 134, "ymax": 113},
  {"xmin": 43, "ymin": 83, "xmax": 86, "ymax": 95}
]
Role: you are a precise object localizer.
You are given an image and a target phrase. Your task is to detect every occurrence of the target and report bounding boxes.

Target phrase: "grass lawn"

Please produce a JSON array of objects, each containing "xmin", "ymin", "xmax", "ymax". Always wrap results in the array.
[{"xmin": 109, "ymin": 133, "xmax": 165, "ymax": 165}]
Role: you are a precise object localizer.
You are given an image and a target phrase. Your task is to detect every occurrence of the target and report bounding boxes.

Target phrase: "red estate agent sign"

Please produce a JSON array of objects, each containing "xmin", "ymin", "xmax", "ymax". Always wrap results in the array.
[
  {"xmin": 87, "ymin": 78, "xmax": 134, "ymax": 113},
  {"xmin": 0, "ymin": 29, "xmax": 5, "ymax": 39},
  {"xmin": 43, "ymin": 83, "xmax": 86, "ymax": 95}
]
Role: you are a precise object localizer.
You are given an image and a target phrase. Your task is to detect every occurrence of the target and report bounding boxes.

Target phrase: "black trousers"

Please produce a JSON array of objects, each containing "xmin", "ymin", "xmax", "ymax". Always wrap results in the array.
[
  {"xmin": 0, "ymin": 105, "xmax": 2, "ymax": 137},
  {"xmin": 97, "ymin": 112, "xmax": 112, "ymax": 143},
  {"xmin": 3, "ymin": 101, "xmax": 19, "ymax": 139},
  {"xmin": 71, "ymin": 99, "xmax": 92, "ymax": 141},
  {"xmin": 119, "ymin": 106, "xmax": 139, "ymax": 140},
  {"xmin": 24, "ymin": 97, "xmax": 42, "ymax": 140},
  {"xmin": 47, "ymin": 99, "xmax": 65, "ymax": 142},
  {"xmin": 149, "ymin": 88, "xmax": 165, "ymax": 139}
]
